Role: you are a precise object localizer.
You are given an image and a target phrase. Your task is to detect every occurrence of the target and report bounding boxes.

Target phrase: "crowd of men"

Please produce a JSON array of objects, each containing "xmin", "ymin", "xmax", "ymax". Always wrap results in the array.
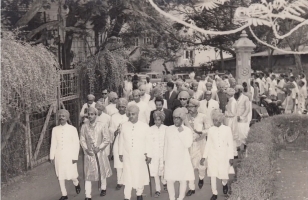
[{"xmin": 50, "ymin": 69, "xmax": 307, "ymax": 200}]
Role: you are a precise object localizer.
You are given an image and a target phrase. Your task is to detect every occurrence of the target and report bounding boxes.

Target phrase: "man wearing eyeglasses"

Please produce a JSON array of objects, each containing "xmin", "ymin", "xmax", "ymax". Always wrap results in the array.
[
  {"xmin": 99, "ymin": 89, "xmax": 110, "ymax": 106},
  {"xmin": 106, "ymin": 92, "xmax": 119, "ymax": 116},
  {"xmin": 164, "ymin": 107, "xmax": 194, "ymax": 200},
  {"xmin": 186, "ymin": 99, "xmax": 209, "ymax": 196}
]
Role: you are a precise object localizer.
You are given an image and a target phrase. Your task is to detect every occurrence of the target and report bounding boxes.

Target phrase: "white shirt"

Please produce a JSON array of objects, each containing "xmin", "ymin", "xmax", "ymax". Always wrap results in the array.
[
  {"xmin": 128, "ymin": 101, "xmax": 150, "ymax": 124},
  {"xmin": 106, "ymin": 103, "xmax": 118, "ymax": 116},
  {"xmin": 140, "ymin": 93, "xmax": 151, "ymax": 103},
  {"xmin": 80, "ymin": 102, "xmax": 96, "ymax": 117},
  {"xmin": 145, "ymin": 82, "xmax": 153, "ymax": 94}
]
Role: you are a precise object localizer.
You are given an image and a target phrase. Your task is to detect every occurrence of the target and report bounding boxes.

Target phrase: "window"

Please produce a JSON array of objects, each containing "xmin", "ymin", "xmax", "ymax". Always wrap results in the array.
[
  {"xmin": 142, "ymin": 52, "xmax": 149, "ymax": 58},
  {"xmin": 184, "ymin": 50, "xmax": 194, "ymax": 60},
  {"xmin": 143, "ymin": 37, "xmax": 152, "ymax": 45},
  {"xmin": 134, "ymin": 38, "xmax": 139, "ymax": 46},
  {"xmin": 152, "ymin": 74, "xmax": 157, "ymax": 79}
]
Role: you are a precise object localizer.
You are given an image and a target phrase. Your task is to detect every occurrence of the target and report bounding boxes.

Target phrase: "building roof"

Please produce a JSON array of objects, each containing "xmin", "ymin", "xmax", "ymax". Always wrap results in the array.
[{"xmin": 251, "ymin": 46, "xmax": 308, "ymax": 57}]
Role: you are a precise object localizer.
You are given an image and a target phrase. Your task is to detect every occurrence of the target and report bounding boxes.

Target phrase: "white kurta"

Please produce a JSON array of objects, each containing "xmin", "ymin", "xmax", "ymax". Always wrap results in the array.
[
  {"xmin": 109, "ymin": 112, "xmax": 129, "ymax": 168},
  {"xmin": 128, "ymin": 101, "xmax": 150, "ymax": 124},
  {"xmin": 106, "ymin": 103, "xmax": 119, "ymax": 116},
  {"xmin": 118, "ymin": 121, "xmax": 153, "ymax": 188},
  {"xmin": 140, "ymin": 93, "xmax": 151, "ymax": 103},
  {"xmin": 224, "ymin": 97, "xmax": 238, "ymax": 139},
  {"xmin": 164, "ymin": 125, "xmax": 194, "ymax": 181},
  {"xmin": 192, "ymin": 90, "xmax": 203, "ymax": 101},
  {"xmin": 96, "ymin": 113, "xmax": 111, "ymax": 155},
  {"xmin": 203, "ymin": 125, "xmax": 234, "ymax": 179},
  {"xmin": 148, "ymin": 98, "xmax": 168, "ymax": 112},
  {"xmin": 50, "ymin": 123, "xmax": 80, "ymax": 180},
  {"xmin": 198, "ymin": 99, "xmax": 220, "ymax": 126},
  {"xmin": 236, "ymin": 94, "xmax": 250, "ymax": 145},
  {"xmin": 149, "ymin": 125, "xmax": 166, "ymax": 176}
]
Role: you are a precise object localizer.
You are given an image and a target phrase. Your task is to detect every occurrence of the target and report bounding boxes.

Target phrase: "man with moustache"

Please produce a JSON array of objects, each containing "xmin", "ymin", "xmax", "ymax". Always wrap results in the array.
[
  {"xmin": 80, "ymin": 107, "xmax": 112, "ymax": 200},
  {"xmin": 118, "ymin": 104, "xmax": 153, "ymax": 200},
  {"xmin": 50, "ymin": 109, "xmax": 81, "ymax": 200}
]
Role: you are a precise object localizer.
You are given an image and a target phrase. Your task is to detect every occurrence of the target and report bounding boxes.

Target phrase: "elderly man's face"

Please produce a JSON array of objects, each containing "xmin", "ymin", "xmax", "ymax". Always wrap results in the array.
[
  {"xmin": 88, "ymin": 110, "xmax": 97, "ymax": 123},
  {"xmin": 187, "ymin": 104, "xmax": 197, "ymax": 114},
  {"xmin": 96, "ymin": 107, "xmax": 103, "ymax": 115},
  {"xmin": 139, "ymin": 88, "xmax": 145, "ymax": 96},
  {"xmin": 213, "ymin": 118, "xmax": 222, "ymax": 127},
  {"xmin": 111, "ymin": 97, "xmax": 119, "ymax": 104},
  {"xmin": 133, "ymin": 93, "xmax": 140, "ymax": 102},
  {"xmin": 154, "ymin": 116, "xmax": 163, "ymax": 127},
  {"xmin": 118, "ymin": 105, "xmax": 126, "ymax": 113},
  {"xmin": 204, "ymin": 94, "xmax": 211, "ymax": 101},
  {"xmin": 59, "ymin": 113, "xmax": 68, "ymax": 124},
  {"xmin": 154, "ymin": 92, "xmax": 161, "ymax": 98},
  {"xmin": 206, "ymin": 85, "xmax": 212, "ymax": 91},
  {"xmin": 128, "ymin": 110, "xmax": 139, "ymax": 123},
  {"xmin": 179, "ymin": 97, "xmax": 188, "ymax": 107},
  {"xmin": 173, "ymin": 116, "xmax": 183, "ymax": 127},
  {"xmin": 193, "ymin": 85, "xmax": 198, "ymax": 91},
  {"xmin": 88, "ymin": 99, "xmax": 94, "ymax": 105}
]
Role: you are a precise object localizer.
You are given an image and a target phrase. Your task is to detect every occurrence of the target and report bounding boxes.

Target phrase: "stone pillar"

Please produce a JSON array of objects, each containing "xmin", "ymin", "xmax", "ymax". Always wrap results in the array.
[{"xmin": 233, "ymin": 30, "xmax": 256, "ymax": 86}]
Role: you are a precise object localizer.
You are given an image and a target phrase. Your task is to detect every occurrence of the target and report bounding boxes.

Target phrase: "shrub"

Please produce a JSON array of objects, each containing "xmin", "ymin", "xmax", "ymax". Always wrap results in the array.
[{"xmin": 228, "ymin": 114, "xmax": 308, "ymax": 200}]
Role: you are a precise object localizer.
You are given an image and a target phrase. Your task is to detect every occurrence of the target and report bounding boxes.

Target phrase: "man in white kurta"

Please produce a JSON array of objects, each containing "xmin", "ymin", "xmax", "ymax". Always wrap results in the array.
[
  {"xmin": 118, "ymin": 104, "xmax": 153, "ymax": 200},
  {"xmin": 205, "ymin": 82, "xmax": 219, "ymax": 101},
  {"xmin": 50, "ymin": 109, "xmax": 80, "ymax": 200},
  {"xmin": 234, "ymin": 85, "xmax": 251, "ymax": 148},
  {"xmin": 139, "ymin": 84, "xmax": 151, "ymax": 103},
  {"xmin": 80, "ymin": 107, "xmax": 112, "ymax": 199},
  {"xmin": 109, "ymin": 98, "xmax": 129, "ymax": 190},
  {"xmin": 149, "ymin": 110, "xmax": 168, "ymax": 197},
  {"xmin": 192, "ymin": 81, "xmax": 203, "ymax": 101},
  {"xmin": 198, "ymin": 90, "xmax": 220, "ymax": 126},
  {"xmin": 200, "ymin": 110, "xmax": 234, "ymax": 200},
  {"xmin": 186, "ymin": 99, "xmax": 209, "ymax": 196},
  {"xmin": 164, "ymin": 108, "xmax": 194, "ymax": 200},
  {"xmin": 106, "ymin": 92, "xmax": 119, "ymax": 116},
  {"xmin": 128, "ymin": 89, "xmax": 150, "ymax": 124},
  {"xmin": 95, "ymin": 102, "xmax": 112, "ymax": 157}
]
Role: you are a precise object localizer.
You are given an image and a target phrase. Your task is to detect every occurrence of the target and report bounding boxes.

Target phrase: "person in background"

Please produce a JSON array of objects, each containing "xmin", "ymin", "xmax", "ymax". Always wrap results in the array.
[
  {"xmin": 204, "ymin": 82, "xmax": 219, "ymax": 101},
  {"xmin": 229, "ymin": 78, "xmax": 237, "ymax": 89},
  {"xmin": 164, "ymin": 108, "xmax": 194, "ymax": 200},
  {"xmin": 200, "ymin": 109, "xmax": 234, "ymax": 200},
  {"xmin": 269, "ymin": 75, "xmax": 277, "ymax": 99},
  {"xmin": 255, "ymin": 74, "xmax": 265, "ymax": 95},
  {"xmin": 80, "ymin": 94, "xmax": 96, "ymax": 123},
  {"xmin": 289, "ymin": 68, "xmax": 293, "ymax": 77},
  {"xmin": 242, "ymin": 82, "xmax": 253, "ymax": 126},
  {"xmin": 276, "ymin": 74, "xmax": 286, "ymax": 102},
  {"xmin": 186, "ymin": 99, "xmax": 208, "ymax": 196},
  {"xmin": 123, "ymin": 75, "xmax": 133, "ymax": 100},
  {"xmin": 128, "ymin": 94, "xmax": 134, "ymax": 102},
  {"xmin": 234, "ymin": 85, "xmax": 250, "ymax": 150},
  {"xmin": 128, "ymin": 89, "xmax": 150, "ymax": 124},
  {"xmin": 149, "ymin": 96, "xmax": 173, "ymax": 126},
  {"xmin": 198, "ymin": 75, "xmax": 207, "ymax": 93},
  {"xmin": 281, "ymin": 83, "xmax": 296, "ymax": 114},
  {"xmin": 290, "ymin": 76, "xmax": 299, "ymax": 113},
  {"xmin": 298, "ymin": 80, "xmax": 307, "ymax": 113},
  {"xmin": 132, "ymin": 74, "xmax": 139, "ymax": 90},
  {"xmin": 227, "ymin": 70, "xmax": 233, "ymax": 79},
  {"xmin": 198, "ymin": 91, "xmax": 220, "ymax": 127},
  {"xmin": 145, "ymin": 77, "xmax": 153, "ymax": 95},
  {"xmin": 109, "ymin": 98, "xmax": 129, "ymax": 190},
  {"xmin": 80, "ymin": 107, "xmax": 112, "ymax": 199},
  {"xmin": 105, "ymin": 92, "xmax": 119, "ymax": 116},
  {"xmin": 251, "ymin": 80, "xmax": 260, "ymax": 104},
  {"xmin": 148, "ymin": 87, "xmax": 167, "ymax": 112},
  {"xmin": 118, "ymin": 104, "xmax": 153, "ymax": 200},
  {"xmin": 99, "ymin": 89, "xmax": 109, "ymax": 106},
  {"xmin": 164, "ymin": 82, "xmax": 178, "ymax": 110},
  {"xmin": 50, "ymin": 109, "xmax": 81, "ymax": 200},
  {"xmin": 149, "ymin": 111, "xmax": 168, "ymax": 197},
  {"xmin": 139, "ymin": 84, "xmax": 151, "ymax": 103},
  {"xmin": 192, "ymin": 81, "xmax": 203, "ymax": 101},
  {"xmin": 222, "ymin": 75, "xmax": 230, "ymax": 88},
  {"xmin": 216, "ymin": 81, "xmax": 228, "ymax": 113}
]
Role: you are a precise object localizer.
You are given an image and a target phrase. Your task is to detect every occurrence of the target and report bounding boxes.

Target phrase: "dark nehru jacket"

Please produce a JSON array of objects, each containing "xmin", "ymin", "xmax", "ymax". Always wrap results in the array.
[{"xmin": 149, "ymin": 108, "xmax": 174, "ymax": 126}]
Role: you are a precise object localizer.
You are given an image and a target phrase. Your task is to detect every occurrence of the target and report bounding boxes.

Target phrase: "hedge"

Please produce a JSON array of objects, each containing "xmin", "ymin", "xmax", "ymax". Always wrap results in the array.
[{"xmin": 228, "ymin": 114, "xmax": 308, "ymax": 200}]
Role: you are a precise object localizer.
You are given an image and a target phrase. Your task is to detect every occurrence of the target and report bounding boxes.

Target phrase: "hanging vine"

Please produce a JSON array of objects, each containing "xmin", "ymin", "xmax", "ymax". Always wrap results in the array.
[{"xmin": 1, "ymin": 31, "xmax": 59, "ymax": 121}]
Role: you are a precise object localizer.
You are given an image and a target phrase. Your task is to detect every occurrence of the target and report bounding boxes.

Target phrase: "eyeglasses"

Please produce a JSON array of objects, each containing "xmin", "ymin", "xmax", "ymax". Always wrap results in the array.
[
  {"xmin": 173, "ymin": 117, "xmax": 181, "ymax": 120},
  {"xmin": 179, "ymin": 98, "xmax": 188, "ymax": 101},
  {"xmin": 102, "ymin": 93, "xmax": 107, "ymax": 95}
]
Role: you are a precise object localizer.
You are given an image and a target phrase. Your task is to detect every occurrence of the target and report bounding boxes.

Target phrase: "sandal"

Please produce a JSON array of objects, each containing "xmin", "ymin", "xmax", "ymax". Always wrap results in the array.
[{"xmin": 154, "ymin": 191, "xmax": 161, "ymax": 198}]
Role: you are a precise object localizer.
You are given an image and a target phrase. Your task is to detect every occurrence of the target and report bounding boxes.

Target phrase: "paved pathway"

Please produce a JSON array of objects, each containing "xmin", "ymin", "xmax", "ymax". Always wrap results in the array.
[{"xmin": 1, "ymin": 155, "xmax": 230, "ymax": 200}]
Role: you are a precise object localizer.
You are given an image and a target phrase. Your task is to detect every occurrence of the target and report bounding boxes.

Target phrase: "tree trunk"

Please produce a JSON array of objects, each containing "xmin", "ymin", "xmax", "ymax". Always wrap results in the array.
[
  {"xmin": 219, "ymin": 47, "xmax": 225, "ymax": 71},
  {"xmin": 62, "ymin": 32, "xmax": 74, "ymax": 69},
  {"xmin": 94, "ymin": 30, "xmax": 100, "ymax": 52},
  {"xmin": 294, "ymin": 54, "xmax": 303, "ymax": 73},
  {"xmin": 15, "ymin": 0, "xmax": 44, "ymax": 28},
  {"xmin": 267, "ymin": 48, "xmax": 274, "ymax": 69}
]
